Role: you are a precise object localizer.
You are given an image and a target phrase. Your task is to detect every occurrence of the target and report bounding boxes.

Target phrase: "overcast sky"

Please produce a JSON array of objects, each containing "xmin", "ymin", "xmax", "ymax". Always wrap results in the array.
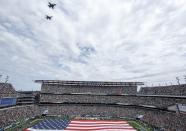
[{"xmin": 0, "ymin": 0, "xmax": 186, "ymax": 90}]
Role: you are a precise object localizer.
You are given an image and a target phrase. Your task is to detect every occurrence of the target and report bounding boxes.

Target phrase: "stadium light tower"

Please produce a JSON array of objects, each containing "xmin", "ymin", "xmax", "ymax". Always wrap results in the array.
[
  {"xmin": 176, "ymin": 77, "xmax": 180, "ymax": 85},
  {"xmin": 5, "ymin": 75, "xmax": 9, "ymax": 83},
  {"xmin": 184, "ymin": 75, "xmax": 186, "ymax": 83},
  {"xmin": 0, "ymin": 74, "xmax": 2, "ymax": 82}
]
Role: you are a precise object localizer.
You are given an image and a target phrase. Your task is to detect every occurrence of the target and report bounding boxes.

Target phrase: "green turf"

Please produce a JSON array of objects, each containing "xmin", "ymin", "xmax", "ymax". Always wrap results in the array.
[{"xmin": 128, "ymin": 120, "xmax": 153, "ymax": 131}]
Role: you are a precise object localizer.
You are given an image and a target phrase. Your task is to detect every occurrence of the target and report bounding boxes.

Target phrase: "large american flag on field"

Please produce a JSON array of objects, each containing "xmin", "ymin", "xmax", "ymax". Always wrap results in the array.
[{"xmin": 24, "ymin": 119, "xmax": 136, "ymax": 131}]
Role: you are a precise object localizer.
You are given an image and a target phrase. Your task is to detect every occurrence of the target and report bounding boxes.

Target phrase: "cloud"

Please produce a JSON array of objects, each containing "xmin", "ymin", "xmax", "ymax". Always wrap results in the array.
[{"xmin": 0, "ymin": 0, "xmax": 186, "ymax": 90}]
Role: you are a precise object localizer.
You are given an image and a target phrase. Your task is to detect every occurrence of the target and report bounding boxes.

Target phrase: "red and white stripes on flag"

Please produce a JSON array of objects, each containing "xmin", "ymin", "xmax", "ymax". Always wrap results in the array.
[{"xmin": 64, "ymin": 120, "xmax": 136, "ymax": 131}]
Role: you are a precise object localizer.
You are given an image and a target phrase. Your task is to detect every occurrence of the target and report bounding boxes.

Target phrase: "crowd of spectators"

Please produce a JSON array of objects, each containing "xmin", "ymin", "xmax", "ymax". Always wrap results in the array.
[
  {"xmin": 0, "ymin": 105, "xmax": 39, "ymax": 128},
  {"xmin": 0, "ymin": 83, "xmax": 16, "ymax": 98},
  {"xmin": 38, "ymin": 82, "xmax": 186, "ymax": 130},
  {"xmin": 1, "ymin": 82, "xmax": 186, "ymax": 130},
  {"xmin": 40, "ymin": 94, "xmax": 186, "ymax": 108},
  {"xmin": 1, "ymin": 103, "xmax": 186, "ymax": 130},
  {"xmin": 139, "ymin": 84, "xmax": 186, "ymax": 96},
  {"xmin": 142, "ymin": 110, "xmax": 186, "ymax": 131},
  {"xmin": 41, "ymin": 84, "xmax": 137, "ymax": 94}
]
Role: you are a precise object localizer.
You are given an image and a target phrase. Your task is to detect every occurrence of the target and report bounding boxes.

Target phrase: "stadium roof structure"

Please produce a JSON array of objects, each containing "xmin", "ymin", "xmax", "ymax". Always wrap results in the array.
[{"xmin": 35, "ymin": 80, "xmax": 144, "ymax": 87}]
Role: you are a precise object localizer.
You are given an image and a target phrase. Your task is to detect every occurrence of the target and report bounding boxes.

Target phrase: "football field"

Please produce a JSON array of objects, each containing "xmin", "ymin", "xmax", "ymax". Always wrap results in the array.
[{"xmin": 4, "ymin": 116, "xmax": 153, "ymax": 131}]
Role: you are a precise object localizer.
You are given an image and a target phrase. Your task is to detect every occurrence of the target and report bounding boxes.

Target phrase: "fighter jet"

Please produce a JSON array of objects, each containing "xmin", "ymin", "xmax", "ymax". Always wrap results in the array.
[
  {"xmin": 46, "ymin": 15, "xmax": 53, "ymax": 20},
  {"xmin": 48, "ymin": 2, "xmax": 56, "ymax": 9}
]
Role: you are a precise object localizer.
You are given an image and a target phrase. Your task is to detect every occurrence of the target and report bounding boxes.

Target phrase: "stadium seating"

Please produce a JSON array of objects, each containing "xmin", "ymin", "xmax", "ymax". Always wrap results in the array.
[
  {"xmin": 139, "ymin": 84, "xmax": 186, "ymax": 96},
  {"xmin": 41, "ymin": 84, "xmax": 138, "ymax": 95},
  {"xmin": 40, "ymin": 93, "xmax": 186, "ymax": 108},
  {"xmin": 0, "ymin": 83, "xmax": 16, "ymax": 98},
  {"xmin": 0, "ymin": 105, "xmax": 39, "ymax": 128},
  {"xmin": 0, "ymin": 81, "xmax": 186, "ymax": 130}
]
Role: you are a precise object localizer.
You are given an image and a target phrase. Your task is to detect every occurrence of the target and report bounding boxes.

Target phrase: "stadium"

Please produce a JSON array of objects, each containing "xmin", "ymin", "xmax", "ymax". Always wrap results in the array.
[
  {"xmin": 0, "ymin": 80, "xmax": 186, "ymax": 131},
  {"xmin": 1, "ymin": 0, "xmax": 186, "ymax": 131}
]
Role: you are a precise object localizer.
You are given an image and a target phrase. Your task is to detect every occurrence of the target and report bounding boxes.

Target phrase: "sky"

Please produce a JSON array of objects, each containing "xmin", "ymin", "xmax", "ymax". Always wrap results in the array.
[{"xmin": 0, "ymin": 0, "xmax": 186, "ymax": 90}]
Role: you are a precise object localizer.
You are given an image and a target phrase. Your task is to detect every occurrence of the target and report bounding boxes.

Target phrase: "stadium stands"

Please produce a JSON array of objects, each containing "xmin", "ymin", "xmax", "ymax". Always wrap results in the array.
[
  {"xmin": 0, "ymin": 80, "xmax": 186, "ymax": 130},
  {"xmin": 139, "ymin": 84, "xmax": 186, "ymax": 96},
  {"xmin": 0, "ymin": 83, "xmax": 17, "ymax": 108},
  {"xmin": 17, "ymin": 91, "xmax": 40, "ymax": 105},
  {"xmin": 36, "ymin": 80, "xmax": 186, "ymax": 130},
  {"xmin": 0, "ymin": 105, "xmax": 39, "ymax": 128},
  {"xmin": 0, "ymin": 83, "xmax": 16, "ymax": 98},
  {"xmin": 142, "ymin": 110, "xmax": 186, "ymax": 130},
  {"xmin": 40, "ymin": 93, "xmax": 186, "ymax": 108},
  {"xmin": 38, "ymin": 80, "xmax": 142, "ymax": 95}
]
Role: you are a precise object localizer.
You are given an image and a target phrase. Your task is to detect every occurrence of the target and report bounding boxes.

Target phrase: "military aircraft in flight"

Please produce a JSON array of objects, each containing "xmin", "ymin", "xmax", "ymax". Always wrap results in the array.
[
  {"xmin": 46, "ymin": 15, "xmax": 53, "ymax": 20},
  {"xmin": 48, "ymin": 2, "xmax": 56, "ymax": 9}
]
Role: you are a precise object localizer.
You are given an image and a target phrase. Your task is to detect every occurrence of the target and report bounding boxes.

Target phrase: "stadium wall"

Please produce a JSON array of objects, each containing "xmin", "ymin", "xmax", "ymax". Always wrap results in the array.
[
  {"xmin": 40, "ymin": 94, "xmax": 186, "ymax": 108},
  {"xmin": 0, "ymin": 98, "xmax": 17, "ymax": 107}
]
